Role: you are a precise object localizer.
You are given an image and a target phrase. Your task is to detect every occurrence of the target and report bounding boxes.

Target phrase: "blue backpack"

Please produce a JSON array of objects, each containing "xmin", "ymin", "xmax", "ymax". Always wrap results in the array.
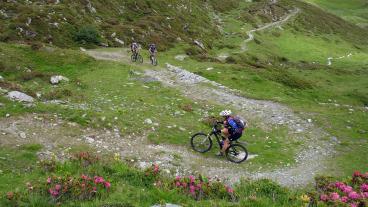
[{"xmin": 228, "ymin": 116, "xmax": 246, "ymax": 133}]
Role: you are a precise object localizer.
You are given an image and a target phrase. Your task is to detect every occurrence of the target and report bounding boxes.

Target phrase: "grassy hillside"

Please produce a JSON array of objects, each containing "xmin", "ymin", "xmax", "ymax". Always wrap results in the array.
[
  {"xmin": 0, "ymin": 0, "xmax": 220, "ymax": 49},
  {"xmin": 304, "ymin": 0, "xmax": 368, "ymax": 28}
]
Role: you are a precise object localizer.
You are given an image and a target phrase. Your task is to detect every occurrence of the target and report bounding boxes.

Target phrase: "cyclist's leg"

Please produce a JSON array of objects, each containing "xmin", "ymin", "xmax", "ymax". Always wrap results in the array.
[{"xmin": 221, "ymin": 128, "xmax": 230, "ymax": 153}]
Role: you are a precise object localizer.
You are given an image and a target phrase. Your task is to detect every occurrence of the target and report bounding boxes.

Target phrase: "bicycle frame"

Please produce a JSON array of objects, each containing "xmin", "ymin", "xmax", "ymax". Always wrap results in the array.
[{"xmin": 208, "ymin": 123, "xmax": 226, "ymax": 150}]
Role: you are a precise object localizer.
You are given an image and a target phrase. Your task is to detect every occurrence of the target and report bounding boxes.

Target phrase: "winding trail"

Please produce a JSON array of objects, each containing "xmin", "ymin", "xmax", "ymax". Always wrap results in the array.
[
  {"xmin": 84, "ymin": 49, "xmax": 335, "ymax": 187},
  {"xmin": 240, "ymin": 8, "xmax": 300, "ymax": 51}
]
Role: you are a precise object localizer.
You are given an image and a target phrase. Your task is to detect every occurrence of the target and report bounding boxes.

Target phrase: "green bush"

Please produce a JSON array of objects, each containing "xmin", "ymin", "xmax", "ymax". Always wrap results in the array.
[{"xmin": 74, "ymin": 26, "xmax": 101, "ymax": 45}]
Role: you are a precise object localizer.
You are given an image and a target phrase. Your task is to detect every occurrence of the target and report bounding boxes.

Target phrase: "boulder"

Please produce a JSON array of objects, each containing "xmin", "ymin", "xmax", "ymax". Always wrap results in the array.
[
  {"xmin": 6, "ymin": 91, "xmax": 34, "ymax": 103},
  {"xmin": 50, "ymin": 75, "xmax": 69, "ymax": 85},
  {"xmin": 0, "ymin": 75, "xmax": 4, "ymax": 81}
]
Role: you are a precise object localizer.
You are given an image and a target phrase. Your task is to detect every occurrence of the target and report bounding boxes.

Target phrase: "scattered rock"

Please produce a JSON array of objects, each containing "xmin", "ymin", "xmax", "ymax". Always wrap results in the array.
[
  {"xmin": 6, "ymin": 91, "xmax": 34, "ymax": 103},
  {"xmin": 80, "ymin": 47, "xmax": 87, "ymax": 52},
  {"xmin": 50, "ymin": 75, "xmax": 69, "ymax": 85},
  {"xmin": 151, "ymin": 204, "xmax": 181, "ymax": 207},
  {"xmin": 114, "ymin": 38, "xmax": 124, "ymax": 45},
  {"xmin": 174, "ymin": 55, "xmax": 188, "ymax": 61},
  {"xmin": 85, "ymin": 136, "xmax": 95, "ymax": 144},
  {"xmin": 330, "ymin": 136, "xmax": 339, "ymax": 143},
  {"xmin": 0, "ymin": 87, "xmax": 8, "ymax": 95},
  {"xmin": 0, "ymin": 75, "xmax": 3, "ymax": 81},
  {"xmin": 307, "ymin": 119, "xmax": 312, "ymax": 123},
  {"xmin": 86, "ymin": 0, "xmax": 97, "ymax": 13},
  {"xmin": 19, "ymin": 132, "xmax": 27, "ymax": 139},
  {"xmin": 144, "ymin": 118, "xmax": 153, "ymax": 125},
  {"xmin": 0, "ymin": 103, "xmax": 4, "ymax": 107},
  {"xmin": 193, "ymin": 40, "xmax": 205, "ymax": 50}
]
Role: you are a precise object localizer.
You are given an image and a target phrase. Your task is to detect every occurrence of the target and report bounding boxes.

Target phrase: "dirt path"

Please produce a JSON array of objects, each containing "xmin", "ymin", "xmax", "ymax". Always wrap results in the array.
[
  {"xmin": 80, "ymin": 49, "xmax": 335, "ymax": 187},
  {"xmin": 240, "ymin": 8, "xmax": 300, "ymax": 51}
]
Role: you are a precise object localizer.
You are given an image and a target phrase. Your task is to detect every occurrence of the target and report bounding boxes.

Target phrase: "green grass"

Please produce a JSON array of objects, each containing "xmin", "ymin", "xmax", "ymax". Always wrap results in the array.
[{"xmin": 305, "ymin": 0, "xmax": 368, "ymax": 27}]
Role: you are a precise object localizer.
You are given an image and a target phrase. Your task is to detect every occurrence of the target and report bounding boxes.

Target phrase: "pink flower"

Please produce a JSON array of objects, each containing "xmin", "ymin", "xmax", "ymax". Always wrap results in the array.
[
  {"xmin": 196, "ymin": 183, "xmax": 202, "ymax": 189},
  {"xmin": 92, "ymin": 187, "xmax": 97, "ymax": 192},
  {"xmin": 341, "ymin": 196, "xmax": 348, "ymax": 203},
  {"xmin": 350, "ymin": 203, "xmax": 358, "ymax": 207},
  {"xmin": 81, "ymin": 174, "xmax": 89, "ymax": 180},
  {"xmin": 182, "ymin": 182, "xmax": 187, "ymax": 188},
  {"xmin": 348, "ymin": 191, "xmax": 360, "ymax": 200},
  {"xmin": 189, "ymin": 185, "xmax": 195, "ymax": 193},
  {"xmin": 55, "ymin": 184, "xmax": 61, "ymax": 191},
  {"xmin": 353, "ymin": 171, "xmax": 361, "ymax": 178},
  {"xmin": 189, "ymin": 175, "xmax": 195, "ymax": 183},
  {"xmin": 361, "ymin": 183, "xmax": 368, "ymax": 192},
  {"xmin": 330, "ymin": 192, "xmax": 340, "ymax": 201},
  {"xmin": 153, "ymin": 164, "xmax": 159, "ymax": 173},
  {"xmin": 175, "ymin": 181, "xmax": 181, "ymax": 187},
  {"xmin": 226, "ymin": 186, "xmax": 234, "ymax": 194},
  {"xmin": 104, "ymin": 181, "xmax": 111, "ymax": 189},
  {"xmin": 362, "ymin": 192, "xmax": 368, "ymax": 198},
  {"xmin": 335, "ymin": 182, "xmax": 346, "ymax": 190},
  {"xmin": 342, "ymin": 186, "xmax": 353, "ymax": 194},
  {"xmin": 175, "ymin": 176, "xmax": 181, "ymax": 181},
  {"xmin": 49, "ymin": 189, "xmax": 59, "ymax": 197},
  {"xmin": 320, "ymin": 194, "xmax": 329, "ymax": 201},
  {"xmin": 47, "ymin": 177, "xmax": 51, "ymax": 184},
  {"xmin": 94, "ymin": 176, "xmax": 104, "ymax": 184}
]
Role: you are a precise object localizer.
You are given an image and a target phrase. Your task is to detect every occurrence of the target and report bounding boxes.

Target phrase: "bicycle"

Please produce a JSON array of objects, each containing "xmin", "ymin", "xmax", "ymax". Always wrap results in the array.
[
  {"xmin": 191, "ymin": 122, "xmax": 248, "ymax": 163},
  {"xmin": 131, "ymin": 52, "xmax": 143, "ymax": 63},
  {"xmin": 149, "ymin": 54, "xmax": 158, "ymax": 66}
]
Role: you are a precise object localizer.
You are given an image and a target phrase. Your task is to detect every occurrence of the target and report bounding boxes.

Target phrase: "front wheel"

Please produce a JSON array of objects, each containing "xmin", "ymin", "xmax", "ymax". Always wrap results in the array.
[
  {"xmin": 191, "ymin": 133, "xmax": 212, "ymax": 153},
  {"xmin": 225, "ymin": 144, "xmax": 248, "ymax": 163},
  {"xmin": 131, "ymin": 54, "xmax": 136, "ymax": 62},
  {"xmin": 150, "ymin": 56, "xmax": 158, "ymax": 66}
]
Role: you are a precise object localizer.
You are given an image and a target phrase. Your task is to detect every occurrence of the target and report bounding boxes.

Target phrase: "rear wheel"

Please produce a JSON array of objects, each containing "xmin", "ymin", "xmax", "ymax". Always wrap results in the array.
[
  {"xmin": 137, "ymin": 54, "xmax": 143, "ymax": 63},
  {"xmin": 225, "ymin": 144, "xmax": 248, "ymax": 163},
  {"xmin": 191, "ymin": 133, "xmax": 212, "ymax": 153}
]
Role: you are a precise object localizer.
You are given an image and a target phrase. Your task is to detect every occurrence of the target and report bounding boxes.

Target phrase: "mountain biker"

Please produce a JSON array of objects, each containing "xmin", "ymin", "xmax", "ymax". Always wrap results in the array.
[
  {"xmin": 148, "ymin": 43, "xmax": 157, "ymax": 60},
  {"xmin": 218, "ymin": 110, "xmax": 246, "ymax": 155},
  {"xmin": 131, "ymin": 42, "xmax": 139, "ymax": 58}
]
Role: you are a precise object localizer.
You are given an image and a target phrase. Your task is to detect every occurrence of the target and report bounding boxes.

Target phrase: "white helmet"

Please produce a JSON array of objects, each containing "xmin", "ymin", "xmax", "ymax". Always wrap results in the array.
[{"xmin": 219, "ymin": 110, "xmax": 232, "ymax": 117}]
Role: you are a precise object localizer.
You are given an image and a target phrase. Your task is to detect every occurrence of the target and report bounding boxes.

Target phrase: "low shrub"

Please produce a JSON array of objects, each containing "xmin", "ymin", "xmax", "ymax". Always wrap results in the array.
[
  {"xmin": 313, "ymin": 171, "xmax": 368, "ymax": 207},
  {"xmin": 44, "ymin": 89, "xmax": 73, "ymax": 100},
  {"xmin": 172, "ymin": 175, "xmax": 236, "ymax": 201},
  {"xmin": 72, "ymin": 152, "xmax": 100, "ymax": 167},
  {"xmin": 74, "ymin": 26, "xmax": 101, "ymax": 45},
  {"xmin": 43, "ymin": 174, "xmax": 111, "ymax": 202}
]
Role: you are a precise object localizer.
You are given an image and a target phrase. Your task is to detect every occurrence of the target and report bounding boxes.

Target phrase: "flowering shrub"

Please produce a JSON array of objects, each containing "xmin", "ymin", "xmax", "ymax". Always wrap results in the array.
[
  {"xmin": 315, "ymin": 171, "xmax": 368, "ymax": 207},
  {"xmin": 42, "ymin": 174, "xmax": 111, "ymax": 202},
  {"xmin": 172, "ymin": 175, "xmax": 236, "ymax": 201},
  {"xmin": 72, "ymin": 152, "xmax": 99, "ymax": 167}
]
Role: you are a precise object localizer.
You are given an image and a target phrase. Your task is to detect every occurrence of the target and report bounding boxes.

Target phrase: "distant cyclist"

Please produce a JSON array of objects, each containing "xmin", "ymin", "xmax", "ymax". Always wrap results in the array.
[
  {"xmin": 148, "ymin": 43, "xmax": 157, "ymax": 64},
  {"xmin": 131, "ymin": 42, "xmax": 139, "ymax": 58},
  {"xmin": 218, "ymin": 110, "xmax": 246, "ymax": 155}
]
